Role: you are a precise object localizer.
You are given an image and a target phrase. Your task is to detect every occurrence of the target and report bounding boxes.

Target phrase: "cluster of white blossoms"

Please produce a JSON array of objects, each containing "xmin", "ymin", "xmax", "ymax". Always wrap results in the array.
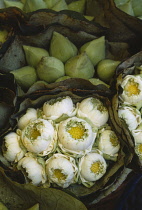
[
  {"xmin": 118, "ymin": 74, "xmax": 142, "ymax": 159},
  {"xmin": 2, "ymin": 96, "xmax": 120, "ymax": 188}
]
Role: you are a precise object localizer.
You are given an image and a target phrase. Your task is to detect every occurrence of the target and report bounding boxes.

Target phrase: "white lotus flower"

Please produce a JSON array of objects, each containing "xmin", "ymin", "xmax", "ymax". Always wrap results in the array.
[
  {"xmin": 17, "ymin": 153, "xmax": 47, "ymax": 186},
  {"xmin": 21, "ymin": 118, "xmax": 57, "ymax": 156},
  {"xmin": 118, "ymin": 105, "xmax": 141, "ymax": 130},
  {"xmin": 131, "ymin": 123, "xmax": 142, "ymax": 144},
  {"xmin": 45, "ymin": 153, "xmax": 78, "ymax": 188},
  {"xmin": 120, "ymin": 75, "xmax": 142, "ymax": 105},
  {"xmin": 77, "ymin": 97, "xmax": 109, "ymax": 128},
  {"xmin": 58, "ymin": 117, "xmax": 96, "ymax": 157},
  {"xmin": 79, "ymin": 152, "xmax": 107, "ymax": 187},
  {"xmin": 18, "ymin": 108, "xmax": 37, "ymax": 130},
  {"xmin": 98, "ymin": 129, "xmax": 120, "ymax": 156},
  {"xmin": 43, "ymin": 96, "xmax": 76, "ymax": 121},
  {"xmin": 3, "ymin": 132, "xmax": 26, "ymax": 162}
]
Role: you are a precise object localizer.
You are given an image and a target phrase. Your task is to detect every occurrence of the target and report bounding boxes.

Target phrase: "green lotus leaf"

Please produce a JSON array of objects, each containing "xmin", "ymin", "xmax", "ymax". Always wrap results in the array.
[
  {"xmin": 0, "ymin": 168, "xmax": 87, "ymax": 210},
  {"xmin": 105, "ymin": 41, "xmax": 130, "ymax": 61},
  {"xmin": 0, "ymin": 73, "xmax": 17, "ymax": 136},
  {"xmin": 23, "ymin": 9, "xmax": 106, "ymax": 37},
  {"xmin": 0, "ymin": 36, "xmax": 26, "ymax": 72},
  {"xmin": 21, "ymin": 78, "xmax": 110, "ymax": 102}
]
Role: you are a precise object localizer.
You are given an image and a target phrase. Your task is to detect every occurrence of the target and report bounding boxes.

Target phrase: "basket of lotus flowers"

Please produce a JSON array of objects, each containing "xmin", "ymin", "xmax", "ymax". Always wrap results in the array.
[{"xmin": 0, "ymin": 1, "xmax": 142, "ymax": 209}]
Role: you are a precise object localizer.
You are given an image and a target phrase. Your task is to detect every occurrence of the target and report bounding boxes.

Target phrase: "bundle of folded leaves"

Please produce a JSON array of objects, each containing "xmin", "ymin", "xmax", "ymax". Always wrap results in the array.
[
  {"xmin": 112, "ymin": 51, "xmax": 142, "ymax": 169},
  {"xmin": 0, "ymin": 1, "xmax": 142, "ymax": 209}
]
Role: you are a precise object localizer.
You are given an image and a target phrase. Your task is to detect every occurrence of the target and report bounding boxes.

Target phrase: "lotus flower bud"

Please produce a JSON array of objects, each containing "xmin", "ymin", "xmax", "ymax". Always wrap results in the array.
[
  {"xmin": 55, "ymin": 76, "xmax": 71, "ymax": 82},
  {"xmin": 118, "ymin": 105, "xmax": 141, "ymax": 130},
  {"xmin": 79, "ymin": 36, "xmax": 106, "ymax": 66},
  {"xmin": 115, "ymin": 0, "xmax": 128, "ymax": 5},
  {"xmin": 120, "ymin": 75, "xmax": 142, "ymax": 106},
  {"xmin": 4, "ymin": 0, "xmax": 24, "ymax": 10},
  {"xmin": 45, "ymin": 153, "xmax": 78, "ymax": 188},
  {"xmin": 23, "ymin": 0, "xmax": 47, "ymax": 12},
  {"xmin": 84, "ymin": 16, "xmax": 94, "ymax": 21},
  {"xmin": 0, "ymin": 202, "xmax": 8, "ymax": 210},
  {"xmin": 89, "ymin": 78, "xmax": 110, "ymax": 88},
  {"xmin": 18, "ymin": 108, "xmax": 38, "ymax": 130},
  {"xmin": 44, "ymin": 0, "xmax": 58, "ymax": 8},
  {"xmin": 11, "ymin": 66, "xmax": 38, "ymax": 91},
  {"xmin": 37, "ymin": 56, "xmax": 65, "ymax": 83},
  {"xmin": 23, "ymin": 45, "xmax": 49, "ymax": 68},
  {"xmin": 97, "ymin": 59, "xmax": 120, "ymax": 83},
  {"xmin": 65, "ymin": 52, "xmax": 95, "ymax": 79},
  {"xmin": 21, "ymin": 0, "xmax": 26, "ymax": 3},
  {"xmin": 68, "ymin": 0, "xmax": 86, "ymax": 13},
  {"xmin": 131, "ymin": 0, "xmax": 142, "ymax": 17},
  {"xmin": 27, "ymin": 81, "xmax": 48, "ymax": 93},
  {"xmin": 51, "ymin": 0, "xmax": 68, "ymax": 11},
  {"xmin": 2, "ymin": 132, "xmax": 26, "ymax": 162},
  {"xmin": 43, "ymin": 96, "xmax": 76, "ymax": 120},
  {"xmin": 49, "ymin": 32, "xmax": 78, "ymax": 63},
  {"xmin": 17, "ymin": 153, "xmax": 47, "ymax": 186},
  {"xmin": 78, "ymin": 152, "xmax": 107, "ymax": 187},
  {"xmin": 77, "ymin": 97, "xmax": 109, "ymax": 128},
  {"xmin": 117, "ymin": 1, "xmax": 134, "ymax": 16},
  {"xmin": 98, "ymin": 129, "xmax": 120, "ymax": 157},
  {"xmin": 0, "ymin": 0, "xmax": 5, "ymax": 9},
  {"xmin": 27, "ymin": 203, "xmax": 39, "ymax": 210}
]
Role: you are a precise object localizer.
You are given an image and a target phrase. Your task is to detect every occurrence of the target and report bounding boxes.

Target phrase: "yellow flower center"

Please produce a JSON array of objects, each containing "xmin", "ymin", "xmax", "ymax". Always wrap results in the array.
[
  {"xmin": 54, "ymin": 169, "xmax": 67, "ymax": 180},
  {"xmin": 124, "ymin": 80, "xmax": 140, "ymax": 96},
  {"xmin": 68, "ymin": 126, "xmax": 84, "ymax": 139},
  {"xmin": 137, "ymin": 144, "xmax": 142, "ymax": 153},
  {"xmin": 90, "ymin": 161, "xmax": 100, "ymax": 174},
  {"xmin": 110, "ymin": 134, "xmax": 119, "ymax": 147},
  {"xmin": 0, "ymin": 30, "xmax": 8, "ymax": 44},
  {"xmin": 30, "ymin": 128, "xmax": 40, "ymax": 140}
]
